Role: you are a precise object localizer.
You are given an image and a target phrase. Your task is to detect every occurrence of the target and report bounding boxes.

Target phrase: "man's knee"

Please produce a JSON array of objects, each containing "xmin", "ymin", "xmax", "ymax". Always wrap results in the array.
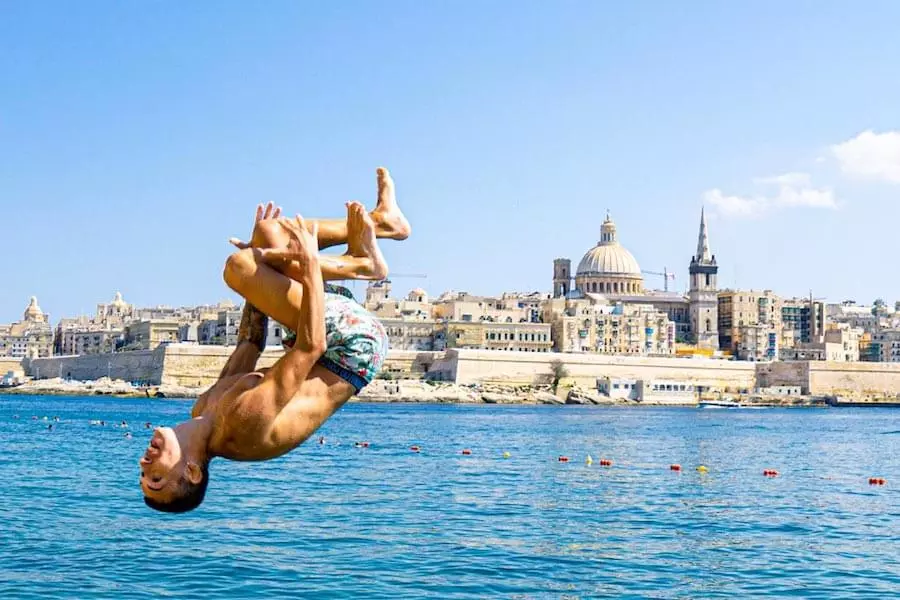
[
  {"xmin": 223, "ymin": 249, "xmax": 257, "ymax": 292},
  {"xmin": 251, "ymin": 219, "xmax": 288, "ymax": 249}
]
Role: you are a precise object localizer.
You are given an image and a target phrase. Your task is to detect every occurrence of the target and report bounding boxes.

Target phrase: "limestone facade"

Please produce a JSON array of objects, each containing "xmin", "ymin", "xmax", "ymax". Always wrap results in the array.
[
  {"xmin": 542, "ymin": 296, "xmax": 675, "ymax": 356},
  {"xmin": 0, "ymin": 297, "xmax": 53, "ymax": 359},
  {"xmin": 122, "ymin": 320, "xmax": 181, "ymax": 351},
  {"xmin": 380, "ymin": 318, "xmax": 439, "ymax": 351},
  {"xmin": 718, "ymin": 290, "xmax": 783, "ymax": 356},
  {"xmin": 870, "ymin": 330, "xmax": 900, "ymax": 362},
  {"xmin": 437, "ymin": 321, "xmax": 552, "ymax": 353}
]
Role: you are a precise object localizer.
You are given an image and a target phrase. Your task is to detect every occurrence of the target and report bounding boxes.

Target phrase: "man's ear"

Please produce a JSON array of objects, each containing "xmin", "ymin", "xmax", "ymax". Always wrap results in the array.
[{"xmin": 185, "ymin": 462, "xmax": 204, "ymax": 485}]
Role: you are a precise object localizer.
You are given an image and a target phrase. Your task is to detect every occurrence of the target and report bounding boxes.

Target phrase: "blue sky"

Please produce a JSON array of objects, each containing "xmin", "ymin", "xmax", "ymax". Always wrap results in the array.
[{"xmin": 3, "ymin": 1, "xmax": 900, "ymax": 323}]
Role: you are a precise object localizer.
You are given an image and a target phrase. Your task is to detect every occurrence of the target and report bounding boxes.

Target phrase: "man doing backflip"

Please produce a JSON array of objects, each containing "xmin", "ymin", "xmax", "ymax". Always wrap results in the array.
[{"xmin": 139, "ymin": 168, "xmax": 409, "ymax": 513}]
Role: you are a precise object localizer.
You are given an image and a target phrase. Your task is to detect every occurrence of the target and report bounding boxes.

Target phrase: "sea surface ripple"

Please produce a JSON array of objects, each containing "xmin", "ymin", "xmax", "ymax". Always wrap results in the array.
[{"xmin": 2, "ymin": 395, "xmax": 900, "ymax": 598}]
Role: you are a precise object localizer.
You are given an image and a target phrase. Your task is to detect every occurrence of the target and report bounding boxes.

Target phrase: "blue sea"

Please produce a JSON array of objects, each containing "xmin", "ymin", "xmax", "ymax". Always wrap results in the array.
[{"xmin": 2, "ymin": 395, "xmax": 900, "ymax": 599}]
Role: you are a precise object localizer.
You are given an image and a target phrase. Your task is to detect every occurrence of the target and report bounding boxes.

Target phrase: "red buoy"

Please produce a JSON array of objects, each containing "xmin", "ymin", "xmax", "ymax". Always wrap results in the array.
[
  {"xmin": 410, "ymin": 445, "xmax": 420, "ymax": 452},
  {"xmin": 558, "ymin": 456, "xmax": 570, "ymax": 462},
  {"xmin": 600, "ymin": 459, "xmax": 613, "ymax": 467},
  {"xmin": 670, "ymin": 464, "xmax": 682, "ymax": 471},
  {"xmin": 763, "ymin": 469, "xmax": 779, "ymax": 477},
  {"xmin": 869, "ymin": 477, "xmax": 886, "ymax": 485},
  {"xmin": 461, "ymin": 449, "xmax": 472, "ymax": 455}
]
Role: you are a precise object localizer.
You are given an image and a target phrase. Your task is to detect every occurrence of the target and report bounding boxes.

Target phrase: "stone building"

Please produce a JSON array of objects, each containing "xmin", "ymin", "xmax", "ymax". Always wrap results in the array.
[
  {"xmin": 870, "ymin": 330, "xmax": 900, "ymax": 362},
  {"xmin": 122, "ymin": 320, "xmax": 181, "ymax": 351},
  {"xmin": 365, "ymin": 281, "xmax": 434, "ymax": 321},
  {"xmin": 782, "ymin": 297, "xmax": 826, "ymax": 346},
  {"xmin": 551, "ymin": 209, "xmax": 717, "ymax": 348},
  {"xmin": 431, "ymin": 291, "xmax": 535, "ymax": 324},
  {"xmin": 436, "ymin": 321, "xmax": 552, "ymax": 352},
  {"xmin": 781, "ymin": 323, "xmax": 861, "ymax": 362},
  {"xmin": 0, "ymin": 297, "xmax": 54, "ymax": 359},
  {"xmin": 718, "ymin": 290, "xmax": 783, "ymax": 357},
  {"xmin": 541, "ymin": 295, "xmax": 675, "ymax": 355},
  {"xmin": 380, "ymin": 318, "xmax": 439, "ymax": 351}
]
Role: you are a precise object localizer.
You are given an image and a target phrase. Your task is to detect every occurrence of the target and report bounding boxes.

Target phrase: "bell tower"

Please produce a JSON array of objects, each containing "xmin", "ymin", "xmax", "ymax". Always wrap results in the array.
[
  {"xmin": 553, "ymin": 258, "xmax": 571, "ymax": 298},
  {"xmin": 689, "ymin": 207, "xmax": 719, "ymax": 349}
]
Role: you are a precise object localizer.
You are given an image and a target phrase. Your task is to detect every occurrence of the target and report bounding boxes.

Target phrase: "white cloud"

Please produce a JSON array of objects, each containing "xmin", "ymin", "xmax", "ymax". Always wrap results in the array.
[
  {"xmin": 753, "ymin": 172, "xmax": 811, "ymax": 187},
  {"xmin": 831, "ymin": 130, "xmax": 900, "ymax": 183},
  {"xmin": 703, "ymin": 189, "xmax": 767, "ymax": 218},
  {"xmin": 705, "ymin": 172, "xmax": 837, "ymax": 219}
]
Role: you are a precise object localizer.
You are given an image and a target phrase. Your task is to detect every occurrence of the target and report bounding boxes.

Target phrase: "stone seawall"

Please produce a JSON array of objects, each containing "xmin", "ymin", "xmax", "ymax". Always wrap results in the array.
[
  {"xmin": 757, "ymin": 360, "xmax": 900, "ymax": 397},
  {"xmin": 0, "ymin": 358, "xmax": 24, "ymax": 374},
  {"xmin": 25, "ymin": 348, "xmax": 166, "ymax": 384},
  {"xmin": 444, "ymin": 349, "xmax": 758, "ymax": 390},
  {"xmin": 25, "ymin": 344, "xmax": 444, "ymax": 388},
  {"xmin": 22, "ymin": 344, "xmax": 900, "ymax": 398}
]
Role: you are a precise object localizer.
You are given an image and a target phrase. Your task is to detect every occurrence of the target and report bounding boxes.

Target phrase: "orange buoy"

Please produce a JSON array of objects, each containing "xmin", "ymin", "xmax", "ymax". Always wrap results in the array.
[
  {"xmin": 461, "ymin": 449, "xmax": 472, "ymax": 455},
  {"xmin": 869, "ymin": 477, "xmax": 886, "ymax": 485},
  {"xmin": 600, "ymin": 459, "xmax": 613, "ymax": 467},
  {"xmin": 558, "ymin": 456, "xmax": 570, "ymax": 462},
  {"xmin": 670, "ymin": 464, "xmax": 682, "ymax": 471},
  {"xmin": 410, "ymin": 445, "xmax": 420, "ymax": 452}
]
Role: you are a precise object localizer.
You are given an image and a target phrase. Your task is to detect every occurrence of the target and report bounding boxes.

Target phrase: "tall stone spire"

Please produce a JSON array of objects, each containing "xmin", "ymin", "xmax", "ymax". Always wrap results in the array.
[{"xmin": 695, "ymin": 206, "xmax": 712, "ymax": 263}]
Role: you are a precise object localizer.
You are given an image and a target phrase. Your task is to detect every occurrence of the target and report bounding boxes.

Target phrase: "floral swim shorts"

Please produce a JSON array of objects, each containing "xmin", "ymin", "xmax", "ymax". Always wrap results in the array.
[{"xmin": 281, "ymin": 284, "xmax": 388, "ymax": 393}]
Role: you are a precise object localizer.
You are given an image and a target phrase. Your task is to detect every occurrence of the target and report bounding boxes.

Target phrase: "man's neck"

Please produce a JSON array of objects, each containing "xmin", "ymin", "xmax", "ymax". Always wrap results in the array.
[{"xmin": 174, "ymin": 416, "xmax": 214, "ymax": 463}]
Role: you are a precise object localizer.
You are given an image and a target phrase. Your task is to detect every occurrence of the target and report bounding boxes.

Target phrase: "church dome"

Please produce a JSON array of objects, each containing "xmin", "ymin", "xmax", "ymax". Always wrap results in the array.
[
  {"xmin": 576, "ymin": 214, "xmax": 641, "ymax": 277},
  {"xmin": 23, "ymin": 296, "xmax": 45, "ymax": 321}
]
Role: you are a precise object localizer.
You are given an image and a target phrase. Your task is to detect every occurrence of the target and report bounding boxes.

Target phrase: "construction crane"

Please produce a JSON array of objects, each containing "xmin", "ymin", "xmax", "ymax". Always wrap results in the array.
[{"xmin": 642, "ymin": 268, "xmax": 676, "ymax": 292}]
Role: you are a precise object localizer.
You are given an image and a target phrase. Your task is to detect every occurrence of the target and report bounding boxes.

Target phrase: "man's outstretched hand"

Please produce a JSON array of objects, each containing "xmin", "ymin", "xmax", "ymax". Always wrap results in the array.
[
  {"xmin": 228, "ymin": 202, "xmax": 282, "ymax": 249},
  {"xmin": 259, "ymin": 216, "xmax": 320, "ymax": 270}
]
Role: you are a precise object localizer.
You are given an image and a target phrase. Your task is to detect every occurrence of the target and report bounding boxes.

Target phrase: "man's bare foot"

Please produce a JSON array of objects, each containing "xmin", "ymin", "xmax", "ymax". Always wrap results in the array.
[
  {"xmin": 370, "ymin": 167, "xmax": 411, "ymax": 241},
  {"xmin": 346, "ymin": 201, "xmax": 388, "ymax": 279}
]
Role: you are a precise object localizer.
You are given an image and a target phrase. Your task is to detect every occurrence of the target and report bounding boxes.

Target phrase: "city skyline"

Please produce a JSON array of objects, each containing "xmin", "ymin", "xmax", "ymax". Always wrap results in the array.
[{"xmin": 5, "ymin": 2, "xmax": 900, "ymax": 322}]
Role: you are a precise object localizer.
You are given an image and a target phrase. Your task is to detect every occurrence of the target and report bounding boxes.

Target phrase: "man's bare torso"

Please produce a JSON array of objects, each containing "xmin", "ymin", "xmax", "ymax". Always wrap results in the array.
[{"xmin": 194, "ymin": 365, "xmax": 356, "ymax": 462}]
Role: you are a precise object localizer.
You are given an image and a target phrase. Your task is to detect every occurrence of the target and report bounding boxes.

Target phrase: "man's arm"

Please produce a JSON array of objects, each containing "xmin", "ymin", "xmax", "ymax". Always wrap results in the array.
[
  {"xmin": 219, "ymin": 302, "xmax": 268, "ymax": 379},
  {"xmin": 192, "ymin": 302, "xmax": 268, "ymax": 418}
]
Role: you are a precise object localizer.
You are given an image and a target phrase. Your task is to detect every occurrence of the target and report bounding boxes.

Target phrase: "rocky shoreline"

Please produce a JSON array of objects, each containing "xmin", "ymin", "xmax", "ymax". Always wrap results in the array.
[{"xmin": 0, "ymin": 377, "xmax": 850, "ymax": 407}]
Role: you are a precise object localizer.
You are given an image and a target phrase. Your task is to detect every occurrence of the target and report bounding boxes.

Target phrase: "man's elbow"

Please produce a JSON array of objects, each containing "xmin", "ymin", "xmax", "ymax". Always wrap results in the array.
[
  {"xmin": 296, "ymin": 339, "xmax": 327, "ymax": 359},
  {"xmin": 311, "ymin": 339, "xmax": 328, "ymax": 358}
]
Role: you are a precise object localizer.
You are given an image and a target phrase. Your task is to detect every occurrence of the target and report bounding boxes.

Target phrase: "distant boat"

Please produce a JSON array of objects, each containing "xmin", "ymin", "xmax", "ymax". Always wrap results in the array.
[{"xmin": 698, "ymin": 400, "xmax": 742, "ymax": 409}]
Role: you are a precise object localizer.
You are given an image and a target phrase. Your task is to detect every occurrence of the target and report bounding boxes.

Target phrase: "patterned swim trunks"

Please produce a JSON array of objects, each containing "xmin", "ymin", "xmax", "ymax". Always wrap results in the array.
[{"xmin": 281, "ymin": 284, "xmax": 388, "ymax": 393}]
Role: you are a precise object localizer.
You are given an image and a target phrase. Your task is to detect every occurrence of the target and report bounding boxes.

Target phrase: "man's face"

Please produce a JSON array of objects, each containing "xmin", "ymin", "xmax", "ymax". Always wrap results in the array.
[{"xmin": 139, "ymin": 427, "xmax": 185, "ymax": 502}]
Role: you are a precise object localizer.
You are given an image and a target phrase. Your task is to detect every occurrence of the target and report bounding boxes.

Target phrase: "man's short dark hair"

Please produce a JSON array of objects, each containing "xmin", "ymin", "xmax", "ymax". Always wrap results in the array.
[{"xmin": 143, "ymin": 463, "xmax": 210, "ymax": 514}]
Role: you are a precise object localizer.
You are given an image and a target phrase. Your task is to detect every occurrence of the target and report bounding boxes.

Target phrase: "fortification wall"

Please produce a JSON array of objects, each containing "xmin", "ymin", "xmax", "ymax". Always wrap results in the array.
[
  {"xmin": 26, "ymin": 348, "xmax": 165, "ymax": 384},
  {"xmin": 807, "ymin": 361, "xmax": 900, "ymax": 397},
  {"xmin": 755, "ymin": 361, "xmax": 810, "ymax": 393},
  {"xmin": 159, "ymin": 344, "xmax": 281, "ymax": 387},
  {"xmin": 0, "ymin": 357, "xmax": 24, "ymax": 374},
  {"xmin": 449, "ymin": 349, "xmax": 758, "ymax": 390},
  {"xmin": 25, "ymin": 343, "xmax": 900, "ymax": 398}
]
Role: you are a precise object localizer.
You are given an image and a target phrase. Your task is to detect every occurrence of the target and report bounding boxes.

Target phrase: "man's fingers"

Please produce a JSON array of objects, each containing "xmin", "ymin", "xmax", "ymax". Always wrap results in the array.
[
  {"xmin": 254, "ymin": 204, "xmax": 263, "ymax": 223},
  {"xmin": 229, "ymin": 237, "xmax": 250, "ymax": 250},
  {"xmin": 272, "ymin": 206, "xmax": 282, "ymax": 219},
  {"xmin": 309, "ymin": 221, "xmax": 319, "ymax": 242},
  {"xmin": 259, "ymin": 248, "xmax": 291, "ymax": 262},
  {"xmin": 262, "ymin": 202, "xmax": 276, "ymax": 220},
  {"xmin": 278, "ymin": 216, "xmax": 300, "ymax": 236}
]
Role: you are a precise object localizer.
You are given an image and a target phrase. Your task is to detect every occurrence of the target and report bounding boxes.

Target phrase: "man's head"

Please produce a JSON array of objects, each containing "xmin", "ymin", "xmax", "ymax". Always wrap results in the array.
[{"xmin": 140, "ymin": 426, "xmax": 210, "ymax": 513}]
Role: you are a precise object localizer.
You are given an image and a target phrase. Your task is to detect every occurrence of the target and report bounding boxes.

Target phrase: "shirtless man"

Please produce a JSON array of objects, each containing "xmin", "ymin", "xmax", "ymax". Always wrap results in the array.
[{"xmin": 140, "ymin": 168, "xmax": 408, "ymax": 513}]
